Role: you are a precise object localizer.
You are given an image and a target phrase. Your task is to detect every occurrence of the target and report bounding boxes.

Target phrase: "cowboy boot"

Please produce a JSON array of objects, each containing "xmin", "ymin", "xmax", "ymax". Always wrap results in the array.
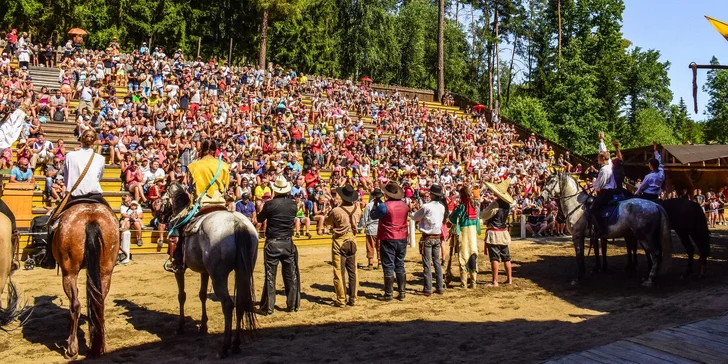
[
  {"xmin": 396, "ymin": 273, "xmax": 406, "ymax": 300},
  {"xmin": 383, "ymin": 276, "xmax": 394, "ymax": 301}
]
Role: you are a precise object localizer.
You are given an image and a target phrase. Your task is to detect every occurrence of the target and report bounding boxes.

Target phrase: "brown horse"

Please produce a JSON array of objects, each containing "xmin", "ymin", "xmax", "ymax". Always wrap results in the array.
[
  {"xmin": 0, "ymin": 211, "xmax": 30, "ymax": 329},
  {"xmin": 51, "ymin": 203, "xmax": 119, "ymax": 359}
]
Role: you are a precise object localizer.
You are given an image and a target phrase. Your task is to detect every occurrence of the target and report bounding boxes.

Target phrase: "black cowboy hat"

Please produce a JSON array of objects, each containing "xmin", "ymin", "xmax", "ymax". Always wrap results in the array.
[
  {"xmin": 370, "ymin": 188, "xmax": 383, "ymax": 198},
  {"xmin": 382, "ymin": 181, "xmax": 404, "ymax": 200},
  {"xmin": 429, "ymin": 184, "xmax": 444, "ymax": 197},
  {"xmin": 336, "ymin": 184, "xmax": 359, "ymax": 203}
]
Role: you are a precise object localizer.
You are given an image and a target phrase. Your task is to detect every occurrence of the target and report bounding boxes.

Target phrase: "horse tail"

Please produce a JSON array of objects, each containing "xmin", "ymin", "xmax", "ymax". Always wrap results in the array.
[
  {"xmin": 657, "ymin": 206, "xmax": 672, "ymax": 275},
  {"xmin": 234, "ymin": 219, "xmax": 258, "ymax": 333},
  {"xmin": 0, "ymin": 278, "xmax": 31, "ymax": 331},
  {"xmin": 84, "ymin": 222, "xmax": 106, "ymax": 356}
]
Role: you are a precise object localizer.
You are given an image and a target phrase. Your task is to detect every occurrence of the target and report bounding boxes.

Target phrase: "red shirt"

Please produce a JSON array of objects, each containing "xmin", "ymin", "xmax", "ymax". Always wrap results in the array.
[{"xmin": 304, "ymin": 171, "xmax": 320, "ymax": 189}]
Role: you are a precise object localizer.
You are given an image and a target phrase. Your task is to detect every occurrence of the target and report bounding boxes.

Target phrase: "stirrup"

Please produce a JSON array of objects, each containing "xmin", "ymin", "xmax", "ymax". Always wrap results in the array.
[{"xmin": 164, "ymin": 258, "xmax": 181, "ymax": 273}]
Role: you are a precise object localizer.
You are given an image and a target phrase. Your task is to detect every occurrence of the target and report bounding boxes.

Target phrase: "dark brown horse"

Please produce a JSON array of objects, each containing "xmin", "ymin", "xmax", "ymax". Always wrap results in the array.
[{"xmin": 50, "ymin": 203, "xmax": 119, "ymax": 359}]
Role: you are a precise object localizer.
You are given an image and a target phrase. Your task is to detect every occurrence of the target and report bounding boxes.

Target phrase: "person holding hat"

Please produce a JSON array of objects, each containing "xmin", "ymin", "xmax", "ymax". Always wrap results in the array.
[
  {"xmin": 412, "ymin": 184, "xmax": 449, "ymax": 296},
  {"xmin": 448, "ymin": 184, "xmax": 481, "ymax": 288},
  {"xmin": 256, "ymin": 175, "xmax": 300, "ymax": 314},
  {"xmin": 360, "ymin": 188, "xmax": 383, "ymax": 270},
  {"xmin": 371, "ymin": 181, "xmax": 410, "ymax": 300},
  {"xmin": 635, "ymin": 141, "xmax": 664, "ymax": 203},
  {"xmin": 481, "ymin": 179, "xmax": 515, "ymax": 287},
  {"xmin": 324, "ymin": 184, "xmax": 361, "ymax": 306}
]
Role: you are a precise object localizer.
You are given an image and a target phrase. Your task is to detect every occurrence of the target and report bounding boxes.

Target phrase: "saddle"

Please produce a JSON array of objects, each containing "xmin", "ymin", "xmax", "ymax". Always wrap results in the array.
[
  {"xmin": 182, "ymin": 204, "xmax": 228, "ymax": 236},
  {"xmin": 587, "ymin": 191, "xmax": 630, "ymax": 235}
]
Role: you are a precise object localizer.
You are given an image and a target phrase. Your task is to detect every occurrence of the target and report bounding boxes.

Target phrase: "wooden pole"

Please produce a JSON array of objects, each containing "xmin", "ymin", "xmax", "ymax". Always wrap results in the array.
[
  {"xmin": 558, "ymin": 0, "xmax": 562, "ymax": 60},
  {"xmin": 228, "ymin": 38, "xmax": 233, "ymax": 65},
  {"xmin": 197, "ymin": 37, "xmax": 201, "ymax": 58}
]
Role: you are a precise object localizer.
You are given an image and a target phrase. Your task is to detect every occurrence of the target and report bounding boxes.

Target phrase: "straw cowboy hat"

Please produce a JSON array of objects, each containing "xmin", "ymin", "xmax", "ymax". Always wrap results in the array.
[
  {"xmin": 382, "ymin": 181, "xmax": 404, "ymax": 200},
  {"xmin": 271, "ymin": 175, "xmax": 292, "ymax": 195},
  {"xmin": 336, "ymin": 184, "xmax": 359, "ymax": 203},
  {"xmin": 485, "ymin": 179, "xmax": 514, "ymax": 205}
]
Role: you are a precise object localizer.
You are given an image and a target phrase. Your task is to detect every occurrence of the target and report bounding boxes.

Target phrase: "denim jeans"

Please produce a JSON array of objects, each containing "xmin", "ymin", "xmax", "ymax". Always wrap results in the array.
[
  {"xmin": 421, "ymin": 238, "xmax": 443, "ymax": 293},
  {"xmin": 380, "ymin": 239, "xmax": 408, "ymax": 277},
  {"xmin": 45, "ymin": 176, "xmax": 53, "ymax": 197}
]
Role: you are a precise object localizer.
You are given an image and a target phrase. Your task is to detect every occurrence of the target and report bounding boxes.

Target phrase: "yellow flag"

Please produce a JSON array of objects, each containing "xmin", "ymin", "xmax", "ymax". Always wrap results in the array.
[{"xmin": 706, "ymin": 16, "xmax": 728, "ymax": 41}]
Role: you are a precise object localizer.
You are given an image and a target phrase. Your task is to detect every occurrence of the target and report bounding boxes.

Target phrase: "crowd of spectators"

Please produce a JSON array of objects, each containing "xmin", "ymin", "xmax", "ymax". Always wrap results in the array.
[{"xmin": 1, "ymin": 30, "xmax": 726, "ymax": 237}]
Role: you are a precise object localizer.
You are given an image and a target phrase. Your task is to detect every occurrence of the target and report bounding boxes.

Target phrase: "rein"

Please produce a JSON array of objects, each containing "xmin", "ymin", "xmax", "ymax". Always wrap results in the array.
[
  {"xmin": 550, "ymin": 174, "xmax": 587, "ymax": 222},
  {"xmin": 168, "ymin": 154, "xmax": 223, "ymax": 235}
]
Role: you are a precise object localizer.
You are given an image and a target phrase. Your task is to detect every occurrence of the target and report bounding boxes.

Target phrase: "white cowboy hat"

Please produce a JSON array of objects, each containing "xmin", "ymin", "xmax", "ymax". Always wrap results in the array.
[
  {"xmin": 271, "ymin": 175, "xmax": 291, "ymax": 195},
  {"xmin": 485, "ymin": 179, "xmax": 514, "ymax": 205}
]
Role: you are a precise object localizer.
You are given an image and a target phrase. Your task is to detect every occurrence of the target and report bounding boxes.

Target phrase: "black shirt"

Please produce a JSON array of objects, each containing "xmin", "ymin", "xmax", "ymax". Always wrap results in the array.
[{"xmin": 257, "ymin": 195, "xmax": 297, "ymax": 240}]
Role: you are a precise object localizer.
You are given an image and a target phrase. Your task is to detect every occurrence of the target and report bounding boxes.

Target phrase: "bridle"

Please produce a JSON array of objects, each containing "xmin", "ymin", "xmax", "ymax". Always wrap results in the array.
[{"xmin": 546, "ymin": 173, "xmax": 587, "ymax": 221}]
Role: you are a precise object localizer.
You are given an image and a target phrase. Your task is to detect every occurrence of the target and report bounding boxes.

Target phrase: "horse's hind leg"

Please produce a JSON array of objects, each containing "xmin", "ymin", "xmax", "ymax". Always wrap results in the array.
[
  {"xmin": 677, "ymin": 232, "xmax": 694, "ymax": 279},
  {"xmin": 600, "ymin": 239, "xmax": 609, "ymax": 272},
  {"xmin": 199, "ymin": 272, "xmax": 209, "ymax": 334},
  {"xmin": 212, "ymin": 274, "xmax": 234, "ymax": 359},
  {"xmin": 62, "ymin": 273, "xmax": 81, "ymax": 359},
  {"xmin": 175, "ymin": 271, "xmax": 186, "ymax": 335}
]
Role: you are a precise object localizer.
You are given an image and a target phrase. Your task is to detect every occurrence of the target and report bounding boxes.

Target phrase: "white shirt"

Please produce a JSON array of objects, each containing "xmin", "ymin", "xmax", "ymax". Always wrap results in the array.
[
  {"xmin": 63, "ymin": 148, "xmax": 105, "ymax": 196},
  {"xmin": 412, "ymin": 200, "xmax": 446, "ymax": 235},
  {"xmin": 143, "ymin": 168, "xmax": 165, "ymax": 187},
  {"xmin": 0, "ymin": 107, "xmax": 26, "ymax": 149},
  {"xmin": 595, "ymin": 140, "xmax": 617, "ymax": 191}
]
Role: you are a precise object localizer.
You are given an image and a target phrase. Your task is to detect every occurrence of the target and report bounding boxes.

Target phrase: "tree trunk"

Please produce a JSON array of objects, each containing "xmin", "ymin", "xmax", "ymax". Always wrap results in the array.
[
  {"xmin": 495, "ymin": 2, "xmax": 500, "ymax": 112},
  {"xmin": 558, "ymin": 0, "xmax": 562, "ymax": 60},
  {"xmin": 506, "ymin": 37, "xmax": 517, "ymax": 107},
  {"xmin": 258, "ymin": 8, "xmax": 269, "ymax": 67},
  {"xmin": 436, "ymin": 0, "xmax": 445, "ymax": 102}
]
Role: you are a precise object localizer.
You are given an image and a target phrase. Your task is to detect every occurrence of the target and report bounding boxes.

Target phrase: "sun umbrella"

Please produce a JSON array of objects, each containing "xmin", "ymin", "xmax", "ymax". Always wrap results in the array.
[
  {"xmin": 361, "ymin": 77, "xmax": 373, "ymax": 82},
  {"xmin": 67, "ymin": 28, "xmax": 87, "ymax": 36},
  {"xmin": 473, "ymin": 104, "xmax": 486, "ymax": 112}
]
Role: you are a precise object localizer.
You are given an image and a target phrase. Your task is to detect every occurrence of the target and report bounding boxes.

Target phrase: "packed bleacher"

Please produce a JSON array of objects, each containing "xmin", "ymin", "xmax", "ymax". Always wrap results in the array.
[{"xmin": 2, "ymin": 34, "xmax": 725, "ymax": 252}]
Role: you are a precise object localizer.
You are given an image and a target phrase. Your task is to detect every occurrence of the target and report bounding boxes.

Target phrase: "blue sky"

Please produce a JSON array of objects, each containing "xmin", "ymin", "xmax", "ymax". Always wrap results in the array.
[{"xmin": 622, "ymin": 0, "xmax": 728, "ymax": 119}]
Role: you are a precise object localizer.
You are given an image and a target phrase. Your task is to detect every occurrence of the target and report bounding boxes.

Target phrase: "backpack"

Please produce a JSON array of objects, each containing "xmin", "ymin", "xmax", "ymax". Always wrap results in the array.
[{"xmin": 53, "ymin": 110, "xmax": 65, "ymax": 122}]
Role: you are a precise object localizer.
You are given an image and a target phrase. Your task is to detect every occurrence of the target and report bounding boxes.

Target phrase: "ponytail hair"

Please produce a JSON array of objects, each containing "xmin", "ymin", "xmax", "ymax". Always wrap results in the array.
[{"xmin": 80, "ymin": 129, "xmax": 97, "ymax": 148}]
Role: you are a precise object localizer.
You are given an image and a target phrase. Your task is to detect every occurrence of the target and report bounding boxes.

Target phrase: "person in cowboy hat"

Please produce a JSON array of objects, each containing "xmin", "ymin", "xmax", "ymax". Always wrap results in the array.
[
  {"xmin": 360, "ymin": 188, "xmax": 383, "ymax": 270},
  {"xmin": 324, "ymin": 184, "xmax": 361, "ymax": 307},
  {"xmin": 371, "ymin": 181, "xmax": 410, "ymax": 300},
  {"xmin": 481, "ymin": 179, "xmax": 515, "ymax": 287},
  {"xmin": 412, "ymin": 184, "xmax": 449, "ymax": 296},
  {"xmin": 257, "ymin": 175, "xmax": 300, "ymax": 314}
]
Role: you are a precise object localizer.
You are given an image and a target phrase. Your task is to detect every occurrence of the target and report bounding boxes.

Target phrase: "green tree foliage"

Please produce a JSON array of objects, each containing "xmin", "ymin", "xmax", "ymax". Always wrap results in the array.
[
  {"xmin": 501, "ymin": 96, "xmax": 557, "ymax": 142},
  {"xmin": 703, "ymin": 56, "xmax": 728, "ymax": 144}
]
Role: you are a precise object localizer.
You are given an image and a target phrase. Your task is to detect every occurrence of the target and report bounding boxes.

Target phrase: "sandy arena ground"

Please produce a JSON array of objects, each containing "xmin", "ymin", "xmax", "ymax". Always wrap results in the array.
[{"xmin": 2, "ymin": 228, "xmax": 728, "ymax": 363}]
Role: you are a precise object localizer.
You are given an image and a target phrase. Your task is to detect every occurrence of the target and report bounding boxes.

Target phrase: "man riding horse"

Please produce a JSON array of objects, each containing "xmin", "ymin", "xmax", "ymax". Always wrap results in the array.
[
  {"xmin": 589, "ymin": 133, "xmax": 621, "ymax": 237},
  {"xmin": 0, "ymin": 90, "xmax": 34, "ymax": 270},
  {"xmin": 167, "ymin": 139, "xmax": 230, "ymax": 273},
  {"xmin": 43, "ymin": 129, "xmax": 110, "ymax": 269},
  {"xmin": 636, "ymin": 141, "xmax": 664, "ymax": 202}
]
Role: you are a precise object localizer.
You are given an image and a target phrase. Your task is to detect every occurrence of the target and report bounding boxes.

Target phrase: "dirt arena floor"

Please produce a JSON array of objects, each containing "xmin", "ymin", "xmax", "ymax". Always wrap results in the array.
[{"xmin": 2, "ymin": 228, "xmax": 728, "ymax": 363}]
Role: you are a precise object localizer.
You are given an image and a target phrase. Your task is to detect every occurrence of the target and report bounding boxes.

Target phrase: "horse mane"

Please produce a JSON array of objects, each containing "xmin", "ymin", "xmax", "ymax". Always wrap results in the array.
[{"xmin": 167, "ymin": 181, "xmax": 191, "ymax": 213}]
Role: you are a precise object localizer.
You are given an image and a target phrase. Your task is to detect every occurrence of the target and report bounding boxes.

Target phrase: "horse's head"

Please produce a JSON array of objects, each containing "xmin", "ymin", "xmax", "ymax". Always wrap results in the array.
[
  {"xmin": 158, "ymin": 181, "xmax": 191, "ymax": 224},
  {"xmin": 542, "ymin": 170, "xmax": 563, "ymax": 201}
]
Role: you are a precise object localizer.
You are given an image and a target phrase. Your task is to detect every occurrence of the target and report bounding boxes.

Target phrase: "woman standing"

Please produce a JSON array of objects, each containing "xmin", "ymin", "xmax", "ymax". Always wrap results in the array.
[{"xmin": 449, "ymin": 184, "xmax": 481, "ymax": 288}]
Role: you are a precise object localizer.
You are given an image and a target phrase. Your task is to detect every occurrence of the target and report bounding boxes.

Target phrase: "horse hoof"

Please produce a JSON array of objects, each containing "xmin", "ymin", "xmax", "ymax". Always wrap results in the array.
[
  {"xmin": 217, "ymin": 350, "xmax": 229, "ymax": 359},
  {"xmin": 199, "ymin": 326, "xmax": 208, "ymax": 334},
  {"xmin": 63, "ymin": 350, "xmax": 78, "ymax": 360},
  {"xmin": 642, "ymin": 280, "xmax": 654, "ymax": 288},
  {"xmin": 570, "ymin": 279, "xmax": 580, "ymax": 286}
]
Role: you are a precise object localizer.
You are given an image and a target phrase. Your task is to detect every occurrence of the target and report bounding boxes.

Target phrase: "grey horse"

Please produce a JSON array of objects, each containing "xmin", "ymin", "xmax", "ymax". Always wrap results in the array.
[
  {"xmin": 159, "ymin": 182, "xmax": 259, "ymax": 358},
  {"xmin": 541, "ymin": 171, "xmax": 672, "ymax": 287}
]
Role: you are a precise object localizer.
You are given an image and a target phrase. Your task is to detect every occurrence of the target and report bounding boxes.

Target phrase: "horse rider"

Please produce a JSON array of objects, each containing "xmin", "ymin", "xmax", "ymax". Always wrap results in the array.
[
  {"xmin": 636, "ymin": 141, "xmax": 664, "ymax": 203},
  {"xmin": 168, "ymin": 139, "xmax": 230, "ymax": 272},
  {"xmin": 257, "ymin": 175, "xmax": 301, "ymax": 314},
  {"xmin": 0, "ymin": 89, "xmax": 34, "ymax": 269},
  {"xmin": 590, "ymin": 132, "xmax": 618, "ymax": 237},
  {"xmin": 43, "ymin": 129, "xmax": 108, "ymax": 269}
]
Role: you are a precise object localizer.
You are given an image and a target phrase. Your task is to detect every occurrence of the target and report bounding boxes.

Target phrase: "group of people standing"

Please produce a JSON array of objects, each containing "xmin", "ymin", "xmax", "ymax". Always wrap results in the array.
[{"xmin": 253, "ymin": 176, "xmax": 517, "ymax": 313}]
